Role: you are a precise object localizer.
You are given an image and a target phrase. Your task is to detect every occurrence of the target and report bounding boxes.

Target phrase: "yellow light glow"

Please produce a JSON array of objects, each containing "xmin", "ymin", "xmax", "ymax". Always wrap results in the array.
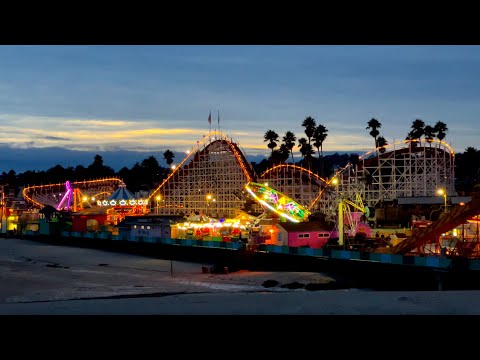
[
  {"xmin": 156, "ymin": 195, "xmax": 161, "ymax": 201},
  {"xmin": 331, "ymin": 177, "xmax": 339, "ymax": 186},
  {"xmin": 437, "ymin": 188, "xmax": 445, "ymax": 196}
]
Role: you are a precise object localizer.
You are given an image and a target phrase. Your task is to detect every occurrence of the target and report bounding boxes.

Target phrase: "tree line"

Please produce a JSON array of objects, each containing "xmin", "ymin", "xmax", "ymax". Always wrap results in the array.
[
  {"xmin": 0, "ymin": 150, "xmax": 176, "ymax": 197},
  {"xmin": 260, "ymin": 116, "xmax": 480, "ymax": 193},
  {"xmin": 263, "ymin": 117, "xmax": 450, "ymax": 166},
  {"xmin": 2, "ymin": 117, "xmax": 480, "ymax": 196}
]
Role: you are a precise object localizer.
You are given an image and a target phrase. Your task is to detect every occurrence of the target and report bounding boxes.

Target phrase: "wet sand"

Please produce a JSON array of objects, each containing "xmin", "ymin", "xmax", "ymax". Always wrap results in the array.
[{"xmin": 1, "ymin": 237, "xmax": 479, "ymax": 314}]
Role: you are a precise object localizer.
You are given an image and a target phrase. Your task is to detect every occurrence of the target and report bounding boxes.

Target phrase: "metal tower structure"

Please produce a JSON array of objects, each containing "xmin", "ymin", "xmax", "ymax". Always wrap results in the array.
[
  {"xmin": 148, "ymin": 132, "xmax": 257, "ymax": 219},
  {"xmin": 258, "ymin": 164, "xmax": 327, "ymax": 210},
  {"xmin": 314, "ymin": 139, "xmax": 456, "ymax": 213},
  {"xmin": 23, "ymin": 178, "xmax": 123, "ymax": 208}
]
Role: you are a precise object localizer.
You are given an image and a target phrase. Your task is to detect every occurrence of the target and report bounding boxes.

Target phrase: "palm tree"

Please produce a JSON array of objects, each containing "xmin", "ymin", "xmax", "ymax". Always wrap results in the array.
[
  {"xmin": 424, "ymin": 125, "xmax": 435, "ymax": 144},
  {"xmin": 282, "ymin": 131, "xmax": 297, "ymax": 163},
  {"xmin": 269, "ymin": 144, "xmax": 290, "ymax": 165},
  {"xmin": 298, "ymin": 137, "xmax": 314, "ymax": 167},
  {"xmin": 312, "ymin": 125, "xmax": 328, "ymax": 159},
  {"xmin": 302, "ymin": 116, "xmax": 317, "ymax": 144},
  {"xmin": 406, "ymin": 131, "xmax": 418, "ymax": 148},
  {"xmin": 312, "ymin": 124, "xmax": 328, "ymax": 176},
  {"xmin": 410, "ymin": 119, "xmax": 425, "ymax": 143},
  {"xmin": 377, "ymin": 136, "xmax": 388, "ymax": 154},
  {"xmin": 434, "ymin": 121, "xmax": 448, "ymax": 142},
  {"xmin": 366, "ymin": 118, "xmax": 381, "ymax": 149},
  {"xmin": 163, "ymin": 149, "xmax": 175, "ymax": 167},
  {"xmin": 279, "ymin": 143, "xmax": 290, "ymax": 161},
  {"xmin": 263, "ymin": 130, "xmax": 279, "ymax": 154}
]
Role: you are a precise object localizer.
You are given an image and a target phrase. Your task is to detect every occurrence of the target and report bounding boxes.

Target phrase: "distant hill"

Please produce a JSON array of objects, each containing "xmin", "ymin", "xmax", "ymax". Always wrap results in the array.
[{"xmin": 0, "ymin": 145, "xmax": 362, "ymax": 174}]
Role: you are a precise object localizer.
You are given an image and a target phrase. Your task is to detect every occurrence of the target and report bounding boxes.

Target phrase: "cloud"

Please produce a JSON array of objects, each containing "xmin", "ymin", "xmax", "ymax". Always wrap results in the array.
[
  {"xmin": 1, "ymin": 45, "xmax": 480, "ymax": 161},
  {"xmin": 43, "ymin": 135, "xmax": 71, "ymax": 141}
]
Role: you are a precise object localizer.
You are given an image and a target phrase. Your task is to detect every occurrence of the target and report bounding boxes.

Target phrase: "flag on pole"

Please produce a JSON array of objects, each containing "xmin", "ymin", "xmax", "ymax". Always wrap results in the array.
[{"xmin": 208, "ymin": 111, "xmax": 211, "ymax": 125}]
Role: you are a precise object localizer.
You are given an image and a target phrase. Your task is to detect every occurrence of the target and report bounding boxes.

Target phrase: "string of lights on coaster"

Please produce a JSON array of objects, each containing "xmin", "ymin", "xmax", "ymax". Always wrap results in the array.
[
  {"xmin": 97, "ymin": 199, "xmax": 149, "ymax": 207},
  {"xmin": 56, "ymin": 181, "xmax": 74, "ymax": 211},
  {"xmin": 245, "ymin": 182, "xmax": 310, "ymax": 222}
]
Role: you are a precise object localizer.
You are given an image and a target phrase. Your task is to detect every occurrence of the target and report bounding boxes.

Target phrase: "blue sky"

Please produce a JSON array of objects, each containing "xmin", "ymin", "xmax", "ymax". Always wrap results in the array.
[{"xmin": 0, "ymin": 45, "xmax": 479, "ymax": 173}]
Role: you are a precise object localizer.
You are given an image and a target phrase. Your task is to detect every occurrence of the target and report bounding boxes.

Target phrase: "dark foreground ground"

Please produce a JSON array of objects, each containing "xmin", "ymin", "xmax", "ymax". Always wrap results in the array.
[{"xmin": 1, "ymin": 237, "xmax": 480, "ymax": 314}]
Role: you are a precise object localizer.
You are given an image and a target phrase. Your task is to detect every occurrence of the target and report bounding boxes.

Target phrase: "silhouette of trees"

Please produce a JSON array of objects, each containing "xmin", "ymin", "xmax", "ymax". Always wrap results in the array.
[
  {"xmin": 282, "ymin": 131, "xmax": 296, "ymax": 163},
  {"xmin": 377, "ymin": 136, "xmax": 388, "ymax": 154},
  {"xmin": 264, "ymin": 130, "xmax": 279, "ymax": 154},
  {"xmin": 313, "ymin": 124, "xmax": 328, "ymax": 176},
  {"xmin": 301, "ymin": 116, "xmax": 316, "ymax": 144},
  {"xmin": 366, "ymin": 118, "xmax": 381, "ymax": 149},
  {"xmin": 434, "ymin": 121, "xmax": 448, "ymax": 141},
  {"xmin": 163, "ymin": 150, "xmax": 175, "ymax": 167}
]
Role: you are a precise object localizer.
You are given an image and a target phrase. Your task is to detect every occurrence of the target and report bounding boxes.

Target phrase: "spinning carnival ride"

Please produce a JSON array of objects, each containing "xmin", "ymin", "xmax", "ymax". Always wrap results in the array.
[{"xmin": 245, "ymin": 182, "xmax": 310, "ymax": 222}]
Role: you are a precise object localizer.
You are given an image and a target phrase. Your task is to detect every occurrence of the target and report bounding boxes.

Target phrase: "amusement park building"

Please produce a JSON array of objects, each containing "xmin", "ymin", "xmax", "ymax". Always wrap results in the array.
[{"xmin": 20, "ymin": 133, "xmax": 463, "ymax": 229}]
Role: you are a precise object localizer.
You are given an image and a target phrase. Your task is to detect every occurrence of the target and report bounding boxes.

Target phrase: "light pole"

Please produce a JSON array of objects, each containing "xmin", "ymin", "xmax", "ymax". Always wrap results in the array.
[
  {"xmin": 437, "ymin": 188, "xmax": 447, "ymax": 213},
  {"xmin": 331, "ymin": 177, "xmax": 344, "ymax": 247}
]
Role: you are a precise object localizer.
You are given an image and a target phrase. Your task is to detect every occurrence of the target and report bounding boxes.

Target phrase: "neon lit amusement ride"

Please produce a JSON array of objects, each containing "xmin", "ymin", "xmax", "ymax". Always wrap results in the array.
[{"xmin": 245, "ymin": 182, "xmax": 310, "ymax": 222}]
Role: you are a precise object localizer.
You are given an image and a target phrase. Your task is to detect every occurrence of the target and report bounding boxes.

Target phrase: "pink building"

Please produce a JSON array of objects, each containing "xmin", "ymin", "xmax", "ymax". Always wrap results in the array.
[{"xmin": 269, "ymin": 221, "xmax": 332, "ymax": 248}]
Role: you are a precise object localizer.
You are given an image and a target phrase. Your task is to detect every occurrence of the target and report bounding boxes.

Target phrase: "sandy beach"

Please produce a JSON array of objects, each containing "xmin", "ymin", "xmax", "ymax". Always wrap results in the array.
[{"xmin": 1, "ymin": 237, "xmax": 480, "ymax": 315}]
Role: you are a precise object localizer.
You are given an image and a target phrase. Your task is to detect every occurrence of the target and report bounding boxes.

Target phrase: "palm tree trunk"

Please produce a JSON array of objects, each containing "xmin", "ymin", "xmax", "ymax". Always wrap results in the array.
[{"xmin": 320, "ymin": 145, "xmax": 324, "ymax": 177}]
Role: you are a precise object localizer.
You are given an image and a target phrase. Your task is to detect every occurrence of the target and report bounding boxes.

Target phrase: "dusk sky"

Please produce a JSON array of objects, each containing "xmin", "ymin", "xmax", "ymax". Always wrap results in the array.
[{"xmin": 1, "ymin": 45, "xmax": 479, "ymax": 173}]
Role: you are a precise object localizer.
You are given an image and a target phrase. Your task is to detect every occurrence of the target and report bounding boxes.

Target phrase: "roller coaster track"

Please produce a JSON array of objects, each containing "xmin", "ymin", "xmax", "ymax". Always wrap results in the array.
[
  {"xmin": 390, "ymin": 194, "xmax": 480, "ymax": 255},
  {"xmin": 23, "ymin": 178, "xmax": 123, "ymax": 208},
  {"xmin": 146, "ymin": 134, "xmax": 258, "ymax": 218},
  {"xmin": 147, "ymin": 134, "xmax": 213, "ymax": 202},
  {"xmin": 260, "ymin": 164, "xmax": 327, "ymax": 184}
]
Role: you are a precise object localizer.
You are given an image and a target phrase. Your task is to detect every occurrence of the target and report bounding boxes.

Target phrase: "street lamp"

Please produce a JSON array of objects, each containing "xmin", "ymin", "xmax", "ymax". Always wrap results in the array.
[
  {"xmin": 437, "ymin": 188, "xmax": 447, "ymax": 213},
  {"xmin": 330, "ymin": 177, "xmax": 344, "ymax": 247}
]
